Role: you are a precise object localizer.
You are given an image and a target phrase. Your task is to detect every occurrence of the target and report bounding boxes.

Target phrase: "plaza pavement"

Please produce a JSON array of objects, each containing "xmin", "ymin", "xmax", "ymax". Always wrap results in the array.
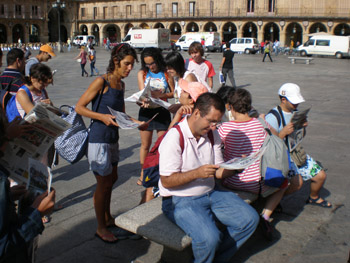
[{"xmin": 14, "ymin": 46, "xmax": 349, "ymax": 263}]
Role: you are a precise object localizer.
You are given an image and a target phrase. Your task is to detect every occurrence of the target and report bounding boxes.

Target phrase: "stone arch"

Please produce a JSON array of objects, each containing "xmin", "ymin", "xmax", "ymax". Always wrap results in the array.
[
  {"xmin": 0, "ymin": 24, "xmax": 7, "ymax": 43},
  {"xmin": 80, "ymin": 25, "xmax": 88, "ymax": 35},
  {"xmin": 140, "ymin": 23, "xmax": 150, "ymax": 29},
  {"xmin": 103, "ymin": 24, "xmax": 120, "ymax": 43},
  {"xmin": 186, "ymin": 22, "xmax": 199, "ymax": 32},
  {"xmin": 170, "ymin": 22, "xmax": 181, "ymax": 36},
  {"xmin": 263, "ymin": 22, "xmax": 280, "ymax": 41},
  {"xmin": 222, "ymin": 22, "xmax": 237, "ymax": 43},
  {"xmin": 203, "ymin": 22, "xmax": 217, "ymax": 32},
  {"xmin": 154, "ymin": 22, "xmax": 165, "ymax": 29},
  {"xmin": 12, "ymin": 24, "xmax": 24, "ymax": 44},
  {"xmin": 242, "ymin": 22, "xmax": 257, "ymax": 38},
  {"xmin": 92, "ymin": 24, "xmax": 100, "ymax": 44},
  {"xmin": 333, "ymin": 23, "xmax": 350, "ymax": 36},
  {"xmin": 48, "ymin": 8, "xmax": 68, "ymax": 42},
  {"xmin": 124, "ymin": 23, "xmax": 134, "ymax": 36},
  {"xmin": 286, "ymin": 22, "xmax": 303, "ymax": 47},
  {"xmin": 309, "ymin": 22, "xmax": 327, "ymax": 34}
]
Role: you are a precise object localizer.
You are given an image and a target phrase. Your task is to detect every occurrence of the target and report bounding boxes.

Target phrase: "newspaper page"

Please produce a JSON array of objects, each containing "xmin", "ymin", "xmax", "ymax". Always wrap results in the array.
[
  {"xmin": 220, "ymin": 146, "xmax": 266, "ymax": 170},
  {"xmin": 125, "ymin": 80, "xmax": 171, "ymax": 109},
  {"xmin": 27, "ymin": 158, "xmax": 52, "ymax": 194},
  {"xmin": 108, "ymin": 106, "xmax": 158, "ymax": 129},
  {"xmin": 291, "ymin": 107, "xmax": 310, "ymax": 130},
  {"xmin": 288, "ymin": 128, "xmax": 305, "ymax": 151},
  {"xmin": 1, "ymin": 103, "xmax": 70, "ymax": 182}
]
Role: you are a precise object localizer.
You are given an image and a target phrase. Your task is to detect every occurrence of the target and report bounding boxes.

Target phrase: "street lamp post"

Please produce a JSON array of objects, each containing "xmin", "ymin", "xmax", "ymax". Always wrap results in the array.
[{"xmin": 52, "ymin": 0, "xmax": 65, "ymax": 53}]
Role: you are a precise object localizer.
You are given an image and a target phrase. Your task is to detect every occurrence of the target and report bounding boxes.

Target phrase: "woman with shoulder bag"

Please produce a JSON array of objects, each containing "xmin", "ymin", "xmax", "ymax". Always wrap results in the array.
[{"xmin": 76, "ymin": 44, "xmax": 146, "ymax": 243}]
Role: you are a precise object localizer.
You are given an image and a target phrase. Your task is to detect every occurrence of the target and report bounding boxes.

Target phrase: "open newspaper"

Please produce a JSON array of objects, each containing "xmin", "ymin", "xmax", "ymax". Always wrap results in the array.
[
  {"xmin": 287, "ymin": 107, "xmax": 310, "ymax": 151},
  {"xmin": 108, "ymin": 106, "xmax": 158, "ymax": 129},
  {"xmin": 1, "ymin": 103, "xmax": 71, "ymax": 182},
  {"xmin": 219, "ymin": 146, "xmax": 266, "ymax": 170},
  {"xmin": 124, "ymin": 80, "xmax": 172, "ymax": 110},
  {"xmin": 27, "ymin": 158, "xmax": 52, "ymax": 194}
]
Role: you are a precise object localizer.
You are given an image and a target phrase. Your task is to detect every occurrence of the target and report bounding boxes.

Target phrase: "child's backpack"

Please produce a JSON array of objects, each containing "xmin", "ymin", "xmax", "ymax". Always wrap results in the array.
[
  {"xmin": 258, "ymin": 118, "xmax": 290, "ymax": 188},
  {"xmin": 4, "ymin": 85, "xmax": 32, "ymax": 122},
  {"xmin": 142, "ymin": 125, "xmax": 214, "ymax": 188},
  {"xmin": 1, "ymin": 77, "xmax": 21, "ymax": 115}
]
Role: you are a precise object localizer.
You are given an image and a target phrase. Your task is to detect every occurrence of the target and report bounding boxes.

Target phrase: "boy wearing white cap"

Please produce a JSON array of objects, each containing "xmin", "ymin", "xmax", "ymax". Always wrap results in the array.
[{"xmin": 265, "ymin": 83, "xmax": 331, "ymax": 208}]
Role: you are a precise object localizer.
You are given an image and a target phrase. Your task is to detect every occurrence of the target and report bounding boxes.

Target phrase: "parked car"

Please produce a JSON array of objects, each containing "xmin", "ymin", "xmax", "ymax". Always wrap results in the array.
[{"xmin": 227, "ymin": 37, "xmax": 259, "ymax": 54}]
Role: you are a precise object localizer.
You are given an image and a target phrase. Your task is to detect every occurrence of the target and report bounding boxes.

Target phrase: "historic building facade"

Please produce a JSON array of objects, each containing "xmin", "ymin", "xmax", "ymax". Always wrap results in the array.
[{"xmin": 1, "ymin": 0, "xmax": 349, "ymax": 46}]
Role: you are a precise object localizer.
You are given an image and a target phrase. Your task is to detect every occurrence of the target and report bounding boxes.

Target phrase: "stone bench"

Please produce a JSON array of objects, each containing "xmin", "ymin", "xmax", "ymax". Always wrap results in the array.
[
  {"xmin": 288, "ymin": 56, "xmax": 314, "ymax": 64},
  {"xmin": 115, "ymin": 190, "xmax": 258, "ymax": 263}
]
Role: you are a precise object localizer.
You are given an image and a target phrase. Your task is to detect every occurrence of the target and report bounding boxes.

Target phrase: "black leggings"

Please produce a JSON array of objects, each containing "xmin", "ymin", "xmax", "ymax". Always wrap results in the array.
[{"xmin": 80, "ymin": 63, "xmax": 88, "ymax": 76}]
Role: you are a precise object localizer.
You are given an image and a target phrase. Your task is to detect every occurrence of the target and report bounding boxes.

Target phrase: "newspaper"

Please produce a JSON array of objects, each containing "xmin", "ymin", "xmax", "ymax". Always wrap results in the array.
[
  {"xmin": 108, "ymin": 106, "xmax": 158, "ymax": 129},
  {"xmin": 291, "ymin": 107, "xmax": 310, "ymax": 130},
  {"xmin": 27, "ymin": 158, "xmax": 52, "ymax": 194},
  {"xmin": 124, "ymin": 80, "xmax": 171, "ymax": 109},
  {"xmin": 220, "ymin": 146, "xmax": 266, "ymax": 170},
  {"xmin": 288, "ymin": 128, "xmax": 305, "ymax": 151},
  {"xmin": 1, "ymin": 103, "xmax": 71, "ymax": 182}
]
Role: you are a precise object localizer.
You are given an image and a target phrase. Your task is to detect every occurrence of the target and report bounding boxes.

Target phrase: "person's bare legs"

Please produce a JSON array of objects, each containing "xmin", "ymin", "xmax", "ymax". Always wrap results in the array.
[
  {"xmin": 262, "ymin": 187, "xmax": 287, "ymax": 218},
  {"xmin": 94, "ymin": 172, "xmax": 117, "ymax": 241},
  {"xmin": 309, "ymin": 170, "xmax": 331, "ymax": 205},
  {"xmin": 105, "ymin": 166, "xmax": 118, "ymax": 227},
  {"xmin": 138, "ymin": 130, "xmax": 153, "ymax": 185}
]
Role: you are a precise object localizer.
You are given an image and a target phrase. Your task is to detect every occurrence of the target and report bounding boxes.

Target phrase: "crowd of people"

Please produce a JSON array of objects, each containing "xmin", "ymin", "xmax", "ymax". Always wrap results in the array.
[{"xmin": 0, "ymin": 41, "xmax": 332, "ymax": 262}]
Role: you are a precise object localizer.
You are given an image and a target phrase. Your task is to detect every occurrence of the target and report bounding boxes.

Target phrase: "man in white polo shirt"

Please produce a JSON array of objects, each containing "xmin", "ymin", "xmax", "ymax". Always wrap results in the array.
[{"xmin": 159, "ymin": 93, "xmax": 259, "ymax": 263}]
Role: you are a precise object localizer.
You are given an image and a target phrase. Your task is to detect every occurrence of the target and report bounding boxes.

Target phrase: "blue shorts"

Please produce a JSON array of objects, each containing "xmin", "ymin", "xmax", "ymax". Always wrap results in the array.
[
  {"xmin": 88, "ymin": 142, "xmax": 119, "ymax": 176},
  {"xmin": 290, "ymin": 154, "xmax": 322, "ymax": 181}
]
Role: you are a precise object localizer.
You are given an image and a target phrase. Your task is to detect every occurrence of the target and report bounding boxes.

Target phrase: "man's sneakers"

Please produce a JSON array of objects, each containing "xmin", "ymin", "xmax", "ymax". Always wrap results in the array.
[
  {"xmin": 113, "ymin": 227, "xmax": 142, "ymax": 240},
  {"xmin": 259, "ymin": 215, "xmax": 274, "ymax": 241}
]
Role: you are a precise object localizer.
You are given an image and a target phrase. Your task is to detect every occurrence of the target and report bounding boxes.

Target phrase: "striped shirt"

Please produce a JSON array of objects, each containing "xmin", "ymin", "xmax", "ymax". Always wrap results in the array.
[
  {"xmin": 0, "ymin": 68, "xmax": 25, "ymax": 93},
  {"xmin": 218, "ymin": 118, "xmax": 268, "ymax": 194}
]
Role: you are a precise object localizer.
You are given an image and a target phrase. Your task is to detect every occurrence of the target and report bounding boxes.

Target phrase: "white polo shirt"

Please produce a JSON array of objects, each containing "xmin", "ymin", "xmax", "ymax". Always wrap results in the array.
[{"xmin": 158, "ymin": 117, "xmax": 224, "ymax": 197}]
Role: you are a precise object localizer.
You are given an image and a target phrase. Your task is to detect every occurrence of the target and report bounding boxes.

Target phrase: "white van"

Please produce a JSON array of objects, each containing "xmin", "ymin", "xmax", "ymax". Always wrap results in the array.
[
  {"xmin": 175, "ymin": 32, "xmax": 221, "ymax": 52},
  {"xmin": 297, "ymin": 35, "xmax": 350, "ymax": 58},
  {"xmin": 73, "ymin": 35, "xmax": 96, "ymax": 46},
  {"xmin": 122, "ymin": 28, "xmax": 171, "ymax": 50},
  {"xmin": 228, "ymin": 37, "xmax": 259, "ymax": 54}
]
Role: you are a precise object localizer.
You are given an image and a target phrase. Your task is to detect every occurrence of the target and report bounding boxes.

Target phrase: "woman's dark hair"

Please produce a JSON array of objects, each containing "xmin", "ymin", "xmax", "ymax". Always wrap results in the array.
[
  {"xmin": 107, "ymin": 43, "xmax": 138, "ymax": 73},
  {"xmin": 140, "ymin": 47, "xmax": 166, "ymax": 72},
  {"xmin": 216, "ymin": 85, "xmax": 236, "ymax": 104},
  {"xmin": 228, "ymin": 88, "xmax": 252, "ymax": 114},
  {"xmin": 26, "ymin": 63, "xmax": 53, "ymax": 85},
  {"xmin": 165, "ymin": 51, "xmax": 186, "ymax": 78}
]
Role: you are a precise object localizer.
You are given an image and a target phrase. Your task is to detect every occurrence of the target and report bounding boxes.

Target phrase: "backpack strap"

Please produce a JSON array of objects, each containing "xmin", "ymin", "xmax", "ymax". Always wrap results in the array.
[
  {"xmin": 173, "ymin": 125, "xmax": 185, "ymax": 153},
  {"xmin": 276, "ymin": 105, "xmax": 290, "ymax": 150},
  {"xmin": 267, "ymin": 108, "xmax": 281, "ymax": 127},
  {"xmin": 19, "ymin": 85, "xmax": 33, "ymax": 102}
]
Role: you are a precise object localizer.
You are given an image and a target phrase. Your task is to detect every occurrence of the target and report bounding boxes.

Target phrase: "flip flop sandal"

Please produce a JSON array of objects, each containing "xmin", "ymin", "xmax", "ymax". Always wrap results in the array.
[
  {"xmin": 307, "ymin": 196, "xmax": 332, "ymax": 208},
  {"xmin": 42, "ymin": 215, "xmax": 51, "ymax": 224},
  {"xmin": 137, "ymin": 178, "xmax": 143, "ymax": 186},
  {"xmin": 94, "ymin": 233, "xmax": 118, "ymax": 244}
]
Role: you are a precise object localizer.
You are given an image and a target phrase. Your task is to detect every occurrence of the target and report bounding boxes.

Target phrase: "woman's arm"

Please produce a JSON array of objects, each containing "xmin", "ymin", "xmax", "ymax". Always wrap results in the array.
[
  {"xmin": 74, "ymin": 51, "xmax": 82, "ymax": 60},
  {"xmin": 75, "ymin": 77, "xmax": 118, "ymax": 127},
  {"xmin": 16, "ymin": 89, "xmax": 34, "ymax": 114},
  {"xmin": 137, "ymin": 70, "xmax": 146, "ymax": 91}
]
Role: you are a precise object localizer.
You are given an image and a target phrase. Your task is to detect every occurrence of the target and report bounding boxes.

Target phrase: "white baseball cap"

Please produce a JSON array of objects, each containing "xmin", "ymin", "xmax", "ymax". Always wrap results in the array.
[{"xmin": 278, "ymin": 83, "xmax": 305, "ymax": 104}]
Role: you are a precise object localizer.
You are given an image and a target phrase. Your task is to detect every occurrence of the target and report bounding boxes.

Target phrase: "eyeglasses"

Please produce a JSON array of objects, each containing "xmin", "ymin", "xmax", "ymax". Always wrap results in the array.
[
  {"xmin": 145, "ymin": 61, "xmax": 156, "ymax": 67},
  {"xmin": 204, "ymin": 116, "xmax": 220, "ymax": 127}
]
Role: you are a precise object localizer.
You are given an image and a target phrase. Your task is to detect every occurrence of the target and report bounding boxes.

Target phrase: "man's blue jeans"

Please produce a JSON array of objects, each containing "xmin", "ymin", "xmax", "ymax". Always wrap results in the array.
[{"xmin": 162, "ymin": 188, "xmax": 259, "ymax": 263}]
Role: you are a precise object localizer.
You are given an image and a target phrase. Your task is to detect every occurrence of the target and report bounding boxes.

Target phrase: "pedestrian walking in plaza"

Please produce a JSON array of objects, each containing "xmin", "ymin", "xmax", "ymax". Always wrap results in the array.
[
  {"xmin": 75, "ymin": 43, "xmax": 146, "ymax": 243},
  {"xmin": 219, "ymin": 42, "xmax": 237, "ymax": 88},
  {"xmin": 88, "ymin": 46, "xmax": 99, "ymax": 77},
  {"xmin": 74, "ymin": 46, "xmax": 89, "ymax": 77},
  {"xmin": 262, "ymin": 40, "xmax": 273, "ymax": 62}
]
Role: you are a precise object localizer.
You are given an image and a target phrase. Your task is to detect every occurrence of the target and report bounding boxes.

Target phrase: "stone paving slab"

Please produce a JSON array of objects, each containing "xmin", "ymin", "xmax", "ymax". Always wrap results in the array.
[{"xmin": 9, "ymin": 46, "xmax": 348, "ymax": 263}]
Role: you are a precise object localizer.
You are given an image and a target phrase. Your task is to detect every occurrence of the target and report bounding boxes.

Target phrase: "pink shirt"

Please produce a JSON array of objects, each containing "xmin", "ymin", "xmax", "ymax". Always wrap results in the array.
[
  {"xmin": 218, "ymin": 118, "xmax": 268, "ymax": 194},
  {"xmin": 159, "ymin": 117, "xmax": 224, "ymax": 197},
  {"xmin": 187, "ymin": 59, "xmax": 215, "ymax": 91}
]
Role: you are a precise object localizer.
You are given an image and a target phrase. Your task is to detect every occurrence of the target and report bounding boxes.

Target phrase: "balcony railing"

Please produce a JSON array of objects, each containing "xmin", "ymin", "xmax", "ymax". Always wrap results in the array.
[
  {"xmin": 0, "ymin": 11, "xmax": 44, "ymax": 20},
  {"xmin": 78, "ymin": 6, "xmax": 350, "ymax": 21}
]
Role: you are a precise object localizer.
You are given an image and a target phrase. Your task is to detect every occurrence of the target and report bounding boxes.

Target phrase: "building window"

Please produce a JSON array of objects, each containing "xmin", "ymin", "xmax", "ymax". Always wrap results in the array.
[
  {"xmin": 172, "ymin": 3, "xmax": 178, "ymax": 17},
  {"xmin": 103, "ymin": 6, "xmax": 107, "ymax": 19},
  {"xmin": 247, "ymin": 0, "xmax": 254, "ymax": 13},
  {"xmin": 112, "ymin": 6, "xmax": 118, "ymax": 18},
  {"xmin": 93, "ymin": 7, "xmax": 97, "ymax": 19},
  {"xmin": 32, "ymin": 5, "xmax": 38, "ymax": 16},
  {"xmin": 81, "ymin": 8, "xmax": 85, "ymax": 17},
  {"xmin": 156, "ymin": 3, "xmax": 162, "ymax": 17},
  {"xmin": 126, "ymin": 5, "xmax": 131, "ymax": 16},
  {"xmin": 268, "ymin": 0, "xmax": 275, "ymax": 12},
  {"xmin": 210, "ymin": 1, "xmax": 214, "ymax": 16},
  {"xmin": 141, "ymin": 4, "xmax": 146, "ymax": 16},
  {"xmin": 189, "ymin": 2, "xmax": 195, "ymax": 16},
  {"xmin": 15, "ymin": 5, "xmax": 22, "ymax": 16}
]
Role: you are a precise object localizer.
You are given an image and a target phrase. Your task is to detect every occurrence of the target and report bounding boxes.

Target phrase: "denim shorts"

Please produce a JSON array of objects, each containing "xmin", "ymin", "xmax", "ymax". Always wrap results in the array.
[
  {"xmin": 88, "ymin": 142, "xmax": 119, "ymax": 176},
  {"xmin": 290, "ymin": 154, "xmax": 322, "ymax": 181}
]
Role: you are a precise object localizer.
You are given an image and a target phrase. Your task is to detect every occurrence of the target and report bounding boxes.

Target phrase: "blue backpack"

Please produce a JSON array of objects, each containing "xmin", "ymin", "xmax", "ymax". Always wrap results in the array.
[{"xmin": 6, "ymin": 86, "xmax": 33, "ymax": 122}]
